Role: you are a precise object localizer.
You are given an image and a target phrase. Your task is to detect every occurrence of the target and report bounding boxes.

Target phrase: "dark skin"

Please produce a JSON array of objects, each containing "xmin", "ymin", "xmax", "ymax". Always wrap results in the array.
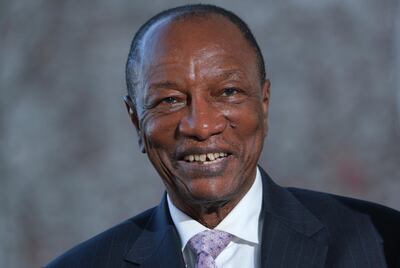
[{"xmin": 125, "ymin": 14, "xmax": 270, "ymax": 228}]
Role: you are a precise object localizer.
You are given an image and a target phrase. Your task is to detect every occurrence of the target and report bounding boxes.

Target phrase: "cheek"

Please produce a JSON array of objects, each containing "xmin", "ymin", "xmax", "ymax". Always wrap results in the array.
[
  {"xmin": 223, "ymin": 103, "xmax": 265, "ymax": 139},
  {"xmin": 141, "ymin": 113, "xmax": 179, "ymax": 150}
]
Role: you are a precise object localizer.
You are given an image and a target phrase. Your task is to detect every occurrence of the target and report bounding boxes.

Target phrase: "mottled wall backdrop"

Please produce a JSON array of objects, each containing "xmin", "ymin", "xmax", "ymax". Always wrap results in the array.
[{"xmin": 1, "ymin": 0, "xmax": 399, "ymax": 267}]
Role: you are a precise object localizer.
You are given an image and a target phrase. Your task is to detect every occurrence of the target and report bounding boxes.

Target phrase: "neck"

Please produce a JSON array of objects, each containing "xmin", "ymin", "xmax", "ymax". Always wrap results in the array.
[
  {"xmin": 172, "ymin": 197, "xmax": 240, "ymax": 229},
  {"xmin": 169, "ymin": 177, "xmax": 255, "ymax": 228}
]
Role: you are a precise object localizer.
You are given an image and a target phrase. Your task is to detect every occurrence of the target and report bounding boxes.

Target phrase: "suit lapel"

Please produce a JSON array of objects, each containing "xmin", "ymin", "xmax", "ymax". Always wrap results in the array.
[
  {"xmin": 124, "ymin": 168, "xmax": 330, "ymax": 267},
  {"xmin": 124, "ymin": 196, "xmax": 185, "ymax": 268},
  {"xmin": 259, "ymin": 168, "xmax": 329, "ymax": 267}
]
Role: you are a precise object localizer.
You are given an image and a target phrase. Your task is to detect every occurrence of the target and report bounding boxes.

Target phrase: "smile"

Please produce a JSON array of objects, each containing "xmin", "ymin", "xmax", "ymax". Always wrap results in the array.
[{"xmin": 183, "ymin": 152, "xmax": 229, "ymax": 164}]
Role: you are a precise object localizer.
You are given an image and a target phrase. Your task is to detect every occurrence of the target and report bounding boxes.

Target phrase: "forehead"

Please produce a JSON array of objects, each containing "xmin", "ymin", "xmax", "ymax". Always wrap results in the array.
[{"xmin": 139, "ymin": 14, "xmax": 259, "ymax": 82}]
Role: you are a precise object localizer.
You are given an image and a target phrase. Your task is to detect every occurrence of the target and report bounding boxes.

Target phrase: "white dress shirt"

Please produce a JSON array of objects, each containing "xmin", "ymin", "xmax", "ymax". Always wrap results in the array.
[{"xmin": 167, "ymin": 167, "xmax": 263, "ymax": 268}]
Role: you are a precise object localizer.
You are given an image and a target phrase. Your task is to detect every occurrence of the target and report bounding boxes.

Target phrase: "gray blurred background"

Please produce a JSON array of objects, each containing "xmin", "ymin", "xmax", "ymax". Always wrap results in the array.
[{"xmin": 1, "ymin": 0, "xmax": 399, "ymax": 267}]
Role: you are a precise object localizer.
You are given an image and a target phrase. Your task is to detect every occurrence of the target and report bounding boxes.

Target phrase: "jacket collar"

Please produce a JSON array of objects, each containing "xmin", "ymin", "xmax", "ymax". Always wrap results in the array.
[
  {"xmin": 260, "ymin": 167, "xmax": 326, "ymax": 236},
  {"xmin": 124, "ymin": 195, "xmax": 185, "ymax": 267},
  {"xmin": 259, "ymin": 167, "xmax": 329, "ymax": 267}
]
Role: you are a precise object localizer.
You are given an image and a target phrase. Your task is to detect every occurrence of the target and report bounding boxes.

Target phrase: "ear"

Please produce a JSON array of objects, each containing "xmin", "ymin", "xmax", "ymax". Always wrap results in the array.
[
  {"xmin": 261, "ymin": 79, "xmax": 271, "ymax": 136},
  {"xmin": 124, "ymin": 95, "xmax": 146, "ymax": 153}
]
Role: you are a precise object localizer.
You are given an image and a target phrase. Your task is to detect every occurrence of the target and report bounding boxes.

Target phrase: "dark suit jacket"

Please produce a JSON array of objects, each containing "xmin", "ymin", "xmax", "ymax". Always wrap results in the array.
[{"xmin": 46, "ymin": 168, "xmax": 400, "ymax": 267}]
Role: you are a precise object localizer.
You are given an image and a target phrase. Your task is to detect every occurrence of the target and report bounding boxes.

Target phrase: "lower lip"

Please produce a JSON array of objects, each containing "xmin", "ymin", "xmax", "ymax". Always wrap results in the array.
[{"xmin": 176, "ymin": 155, "xmax": 233, "ymax": 177}]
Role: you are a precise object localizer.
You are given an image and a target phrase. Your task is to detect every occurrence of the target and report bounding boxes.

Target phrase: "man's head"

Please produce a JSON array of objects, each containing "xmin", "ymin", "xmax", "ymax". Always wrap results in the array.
[{"xmin": 125, "ymin": 4, "xmax": 270, "ymax": 220}]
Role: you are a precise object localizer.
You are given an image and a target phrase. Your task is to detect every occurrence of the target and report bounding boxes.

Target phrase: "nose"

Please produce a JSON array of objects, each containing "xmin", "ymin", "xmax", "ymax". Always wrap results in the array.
[{"xmin": 178, "ymin": 97, "xmax": 226, "ymax": 141}]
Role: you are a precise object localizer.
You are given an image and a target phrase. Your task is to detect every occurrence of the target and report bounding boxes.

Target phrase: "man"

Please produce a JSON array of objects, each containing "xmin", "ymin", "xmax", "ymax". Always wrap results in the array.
[{"xmin": 46, "ymin": 4, "xmax": 400, "ymax": 268}]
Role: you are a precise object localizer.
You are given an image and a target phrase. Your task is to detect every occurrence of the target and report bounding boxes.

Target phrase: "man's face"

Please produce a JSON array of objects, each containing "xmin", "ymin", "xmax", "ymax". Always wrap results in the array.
[{"xmin": 129, "ymin": 15, "xmax": 270, "ymax": 209}]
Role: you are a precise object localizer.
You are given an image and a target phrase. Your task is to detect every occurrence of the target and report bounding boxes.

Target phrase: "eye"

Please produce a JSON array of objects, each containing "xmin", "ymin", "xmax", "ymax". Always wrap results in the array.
[
  {"xmin": 158, "ymin": 96, "xmax": 186, "ymax": 110},
  {"xmin": 162, "ymin": 96, "xmax": 178, "ymax": 104},
  {"xmin": 221, "ymin": 87, "xmax": 239, "ymax": 97}
]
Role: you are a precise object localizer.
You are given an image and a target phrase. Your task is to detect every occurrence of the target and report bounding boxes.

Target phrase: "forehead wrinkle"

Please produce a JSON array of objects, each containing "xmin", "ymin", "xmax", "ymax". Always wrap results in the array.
[
  {"xmin": 187, "ymin": 47, "xmax": 250, "ymax": 83},
  {"xmin": 145, "ymin": 61, "xmax": 183, "ymax": 80},
  {"xmin": 213, "ymin": 70, "xmax": 244, "ymax": 81},
  {"xmin": 194, "ymin": 60, "xmax": 251, "ymax": 84}
]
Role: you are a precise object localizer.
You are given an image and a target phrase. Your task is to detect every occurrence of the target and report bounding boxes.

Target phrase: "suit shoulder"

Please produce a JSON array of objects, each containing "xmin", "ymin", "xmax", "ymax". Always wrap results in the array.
[
  {"xmin": 287, "ymin": 187, "xmax": 400, "ymax": 223},
  {"xmin": 287, "ymin": 187, "xmax": 400, "ymax": 266},
  {"xmin": 287, "ymin": 187, "xmax": 370, "ymax": 232},
  {"xmin": 45, "ymin": 207, "xmax": 156, "ymax": 268}
]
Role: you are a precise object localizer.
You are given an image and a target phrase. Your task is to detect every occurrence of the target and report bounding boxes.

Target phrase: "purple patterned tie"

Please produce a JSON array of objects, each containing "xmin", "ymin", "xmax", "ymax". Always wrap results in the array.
[{"xmin": 188, "ymin": 229, "xmax": 234, "ymax": 268}]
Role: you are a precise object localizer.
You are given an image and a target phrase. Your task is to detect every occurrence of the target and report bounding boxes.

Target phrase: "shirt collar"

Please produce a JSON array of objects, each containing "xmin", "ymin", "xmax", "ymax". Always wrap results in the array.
[{"xmin": 167, "ymin": 167, "xmax": 263, "ymax": 249}]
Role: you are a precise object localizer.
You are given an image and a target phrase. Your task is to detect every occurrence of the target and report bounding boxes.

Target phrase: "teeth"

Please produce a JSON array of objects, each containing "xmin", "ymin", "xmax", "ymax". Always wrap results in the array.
[{"xmin": 184, "ymin": 152, "xmax": 228, "ymax": 163}]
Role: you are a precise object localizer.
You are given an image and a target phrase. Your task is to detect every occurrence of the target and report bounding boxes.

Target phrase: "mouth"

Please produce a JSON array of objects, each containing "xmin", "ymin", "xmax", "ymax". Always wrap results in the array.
[
  {"xmin": 173, "ymin": 149, "xmax": 233, "ymax": 179},
  {"xmin": 174, "ymin": 146, "xmax": 234, "ymax": 177},
  {"xmin": 182, "ymin": 152, "xmax": 230, "ymax": 165}
]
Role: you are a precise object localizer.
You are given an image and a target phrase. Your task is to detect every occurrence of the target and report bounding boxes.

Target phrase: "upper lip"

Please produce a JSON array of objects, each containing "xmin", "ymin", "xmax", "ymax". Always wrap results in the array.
[{"xmin": 175, "ymin": 145, "xmax": 232, "ymax": 160}]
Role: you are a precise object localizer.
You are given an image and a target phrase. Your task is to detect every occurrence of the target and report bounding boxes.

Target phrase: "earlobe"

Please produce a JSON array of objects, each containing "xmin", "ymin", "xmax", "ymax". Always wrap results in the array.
[
  {"xmin": 262, "ymin": 79, "xmax": 271, "ymax": 115},
  {"xmin": 135, "ymin": 128, "xmax": 147, "ymax": 154},
  {"xmin": 262, "ymin": 79, "xmax": 271, "ymax": 137},
  {"xmin": 124, "ymin": 95, "xmax": 140, "ymax": 129}
]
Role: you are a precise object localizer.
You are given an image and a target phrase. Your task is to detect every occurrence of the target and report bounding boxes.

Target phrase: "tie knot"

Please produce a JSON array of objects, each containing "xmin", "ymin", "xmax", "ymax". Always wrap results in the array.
[{"xmin": 188, "ymin": 230, "xmax": 233, "ymax": 260}]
